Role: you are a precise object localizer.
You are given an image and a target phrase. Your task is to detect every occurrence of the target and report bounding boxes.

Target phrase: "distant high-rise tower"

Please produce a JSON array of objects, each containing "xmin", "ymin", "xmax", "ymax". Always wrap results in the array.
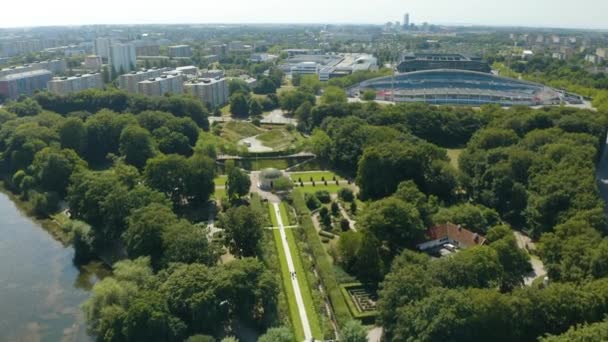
[{"xmin": 403, "ymin": 13, "xmax": 410, "ymax": 28}]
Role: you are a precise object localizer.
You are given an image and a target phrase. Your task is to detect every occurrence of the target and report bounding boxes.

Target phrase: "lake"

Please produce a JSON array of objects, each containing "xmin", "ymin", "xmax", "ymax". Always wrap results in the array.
[{"xmin": 0, "ymin": 193, "xmax": 105, "ymax": 342}]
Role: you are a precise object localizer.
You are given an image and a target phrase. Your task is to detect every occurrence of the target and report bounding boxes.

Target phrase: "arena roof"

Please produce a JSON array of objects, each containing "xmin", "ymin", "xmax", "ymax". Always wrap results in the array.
[{"xmin": 354, "ymin": 69, "xmax": 565, "ymax": 106}]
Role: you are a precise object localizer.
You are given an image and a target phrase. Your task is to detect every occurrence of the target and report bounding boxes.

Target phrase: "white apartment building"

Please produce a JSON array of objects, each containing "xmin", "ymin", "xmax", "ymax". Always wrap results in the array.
[
  {"xmin": 94, "ymin": 38, "xmax": 112, "ymax": 60},
  {"xmin": 84, "ymin": 55, "xmax": 102, "ymax": 71},
  {"xmin": 47, "ymin": 73, "xmax": 104, "ymax": 95},
  {"xmin": 118, "ymin": 68, "xmax": 166, "ymax": 94},
  {"xmin": 109, "ymin": 43, "xmax": 136, "ymax": 76},
  {"xmin": 137, "ymin": 74, "xmax": 184, "ymax": 97},
  {"xmin": 184, "ymin": 77, "xmax": 229, "ymax": 108}
]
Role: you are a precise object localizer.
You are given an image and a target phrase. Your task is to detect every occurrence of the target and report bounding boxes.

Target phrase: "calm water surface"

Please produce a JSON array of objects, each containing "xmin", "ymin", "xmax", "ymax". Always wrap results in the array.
[{"xmin": 0, "ymin": 193, "xmax": 106, "ymax": 342}]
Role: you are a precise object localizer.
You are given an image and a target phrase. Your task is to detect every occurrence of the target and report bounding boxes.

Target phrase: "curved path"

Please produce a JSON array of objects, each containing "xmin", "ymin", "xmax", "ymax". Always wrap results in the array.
[{"xmin": 272, "ymin": 203, "xmax": 313, "ymax": 341}]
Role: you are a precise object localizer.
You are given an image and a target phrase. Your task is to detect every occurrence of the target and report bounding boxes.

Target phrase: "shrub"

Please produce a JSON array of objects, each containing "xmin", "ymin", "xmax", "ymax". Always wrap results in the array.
[
  {"xmin": 315, "ymin": 190, "xmax": 331, "ymax": 203},
  {"xmin": 331, "ymin": 202, "xmax": 340, "ymax": 216},
  {"xmin": 292, "ymin": 190, "xmax": 352, "ymax": 325},
  {"xmin": 305, "ymin": 193, "xmax": 322, "ymax": 210},
  {"xmin": 339, "ymin": 188, "xmax": 354, "ymax": 202},
  {"xmin": 340, "ymin": 218, "xmax": 350, "ymax": 231}
]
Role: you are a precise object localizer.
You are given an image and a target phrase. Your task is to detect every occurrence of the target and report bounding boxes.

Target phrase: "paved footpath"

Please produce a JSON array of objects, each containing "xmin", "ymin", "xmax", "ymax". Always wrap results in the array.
[{"xmin": 272, "ymin": 202, "xmax": 312, "ymax": 341}]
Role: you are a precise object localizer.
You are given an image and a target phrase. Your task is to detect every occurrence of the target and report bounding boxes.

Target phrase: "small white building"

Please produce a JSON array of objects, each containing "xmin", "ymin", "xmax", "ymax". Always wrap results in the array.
[{"xmin": 258, "ymin": 168, "xmax": 283, "ymax": 191}]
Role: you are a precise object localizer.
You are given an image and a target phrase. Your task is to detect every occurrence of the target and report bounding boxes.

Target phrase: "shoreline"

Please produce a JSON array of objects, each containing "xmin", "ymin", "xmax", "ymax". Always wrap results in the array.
[{"xmin": 0, "ymin": 182, "xmax": 72, "ymax": 246}]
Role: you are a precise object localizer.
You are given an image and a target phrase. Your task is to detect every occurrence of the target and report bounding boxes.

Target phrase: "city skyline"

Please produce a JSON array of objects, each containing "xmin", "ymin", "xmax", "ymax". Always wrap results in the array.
[{"xmin": 1, "ymin": 0, "xmax": 608, "ymax": 30}]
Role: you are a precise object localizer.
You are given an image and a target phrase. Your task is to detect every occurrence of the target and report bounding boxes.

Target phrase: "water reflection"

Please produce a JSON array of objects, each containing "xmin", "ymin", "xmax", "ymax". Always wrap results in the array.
[{"xmin": 0, "ymin": 193, "xmax": 107, "ymax": 342}]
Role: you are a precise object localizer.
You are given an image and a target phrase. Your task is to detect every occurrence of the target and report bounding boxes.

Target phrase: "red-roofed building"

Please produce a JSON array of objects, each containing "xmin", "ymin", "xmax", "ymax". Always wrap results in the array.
[{"xmin": 417, "ymin": 223, "xmax": 486, "ymax": 251}]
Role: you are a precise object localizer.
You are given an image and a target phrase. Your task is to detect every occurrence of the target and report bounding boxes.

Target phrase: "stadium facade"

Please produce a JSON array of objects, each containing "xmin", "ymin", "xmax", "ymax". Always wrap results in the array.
[
  {"xmin": 397, "ymin": 53, "xmax": 491, "ymax": 73},
  {"xmin": 353, "ymin": 69, "xmax": 570, "ymax": 106}
]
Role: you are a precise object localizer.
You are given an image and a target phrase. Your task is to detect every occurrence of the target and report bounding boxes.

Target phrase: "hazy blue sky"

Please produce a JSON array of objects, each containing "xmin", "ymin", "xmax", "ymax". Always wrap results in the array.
[{"xmin": 1, "ymin": 0, "xmax": 607, "ymax": 29}]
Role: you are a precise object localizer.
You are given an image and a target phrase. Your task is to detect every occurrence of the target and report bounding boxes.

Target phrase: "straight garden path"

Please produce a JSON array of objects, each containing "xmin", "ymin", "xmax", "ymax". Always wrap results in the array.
[{"xmin": 272, "ymin": 202, "xmax": 313, "ymax": 341}]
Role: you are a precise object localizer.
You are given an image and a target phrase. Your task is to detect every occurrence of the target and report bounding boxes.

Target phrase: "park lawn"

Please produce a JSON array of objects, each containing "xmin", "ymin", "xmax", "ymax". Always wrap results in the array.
[
  {"xmin": 296, "ymin": 183, "xmax": 349, "ymax": 195},
  {"xmin": 213, "ymin": 175, "xmax": 227, "ymax": 187},
  {"xmin": 268, "ymin": 205, "xmax": 305, "ymax": 341},
  {"xmin": 277, "ymin": 203, "xmax": 323, "ymax": 340},
  {"xmin": 289, "ymin": 171, "xmax": 340, "ymax": 183},
  {"xmin": 447, "ymin": 148, "xmax": 464, "ymax": 170},
  {"xmin": 247, "ymin": 158, "xmax": 291, "ymax": 170},
  {"xmin": 257, "ymin": 128, "xmax": 303, "ymax": 150},
  {"xmin": 220, "ymin": 104, "xmax": 231, "ymax": 116},
  {"xmin": 213, "ymin": 188, "xmax": 226, "ymax": 201},
  {"xmin": 221, "ymin": 121, "xmax": 266, "ymax": 143}
]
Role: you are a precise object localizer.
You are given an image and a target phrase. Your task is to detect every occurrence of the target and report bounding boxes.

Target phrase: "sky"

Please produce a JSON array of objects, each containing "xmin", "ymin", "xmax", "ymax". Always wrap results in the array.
[{"xmin": 1, "ymin": 0, "xmax": 607, "ymax": 30}]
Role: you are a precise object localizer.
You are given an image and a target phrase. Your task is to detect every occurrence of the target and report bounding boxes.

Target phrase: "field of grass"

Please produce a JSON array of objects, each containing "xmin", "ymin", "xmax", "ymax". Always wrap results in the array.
[
  {"xmin": 295, "ymin": 183, "xmax": 350, "ymax": 195},
  {"xmin": 269, "ymin": 204, "xmax": 305, "ymax": 341},
  {"xmin": 269, "ymin": 203, "xmax": 323, "ymax": 341},
  {"xmin": 221, "ymin": 121, "xmax": 266, "ymax": 143},
  {"xmin": 289, "ymin": 171, "xmax": 340, "ymax": 183},
  {"xmin": 213, "ymin": 188, "xmax": 226, "ymax": 201},
  {"xmin": 213, "ymin": 175, "xmax": 227, "ymax": 187},
  {"xmin": 257, "ymin": 128, "xmax": 303, "ymax": 150},
  {"xmin": 220, "ymin": 104, "xmax": 231, "ymax": 116},
  {"xmin": 447, "ymin": 148, "xmax": 464, "ymax": 170}
]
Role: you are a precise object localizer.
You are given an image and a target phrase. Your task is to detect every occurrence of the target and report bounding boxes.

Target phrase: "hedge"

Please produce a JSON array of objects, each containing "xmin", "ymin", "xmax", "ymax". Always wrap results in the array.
[{"xmin": 292, "ymin": 190, "xmax": 352, "ymax": 327}]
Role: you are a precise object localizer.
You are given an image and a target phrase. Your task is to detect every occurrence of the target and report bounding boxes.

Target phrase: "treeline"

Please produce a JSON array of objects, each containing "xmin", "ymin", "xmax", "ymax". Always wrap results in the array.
[
  {"xmin": 0, "ymin": 93, "xmax": 286, "ymax": 340},
  {"xmin": 301, "ymin": 101, "xmax": 491, "ymax": 151},
  {"xmin": 32, "ymin": 89, "xmax": 210, "ymax": 129}
]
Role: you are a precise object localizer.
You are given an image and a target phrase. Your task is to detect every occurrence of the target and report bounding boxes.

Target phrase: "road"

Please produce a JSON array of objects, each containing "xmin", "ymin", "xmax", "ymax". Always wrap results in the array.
[{"xmin": 272, "ymin": 203, "xmax": 313, "ymax": 341}]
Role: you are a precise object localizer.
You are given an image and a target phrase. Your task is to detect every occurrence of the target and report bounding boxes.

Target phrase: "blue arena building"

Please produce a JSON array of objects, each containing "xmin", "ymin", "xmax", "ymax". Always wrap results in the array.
[{"xmin": 352, "ymin": 69, "xmax": 578, "ymax": 106}]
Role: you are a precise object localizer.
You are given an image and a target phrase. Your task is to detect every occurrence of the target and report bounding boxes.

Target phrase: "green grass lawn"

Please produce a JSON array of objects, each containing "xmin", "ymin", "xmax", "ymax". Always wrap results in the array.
[
  {"xmin": 213, "ymin": 188, "xmax": 226, "ymax": 201},
  {"xmin": 295, "ymin": 183, "xmax": 349, "ymax": 195},
  {"xmin": 220, "ymin": 104, "xmax": 231, "ymax": 116},
  {"xmin": 213, "ymin": 175, "xmax": 227, "ymax": 187},
  {"xmin": 269, "ymin": 204, "xmax": 305, "ymax": 341},
  {"xmin": 447, "ymin": 148, "xmax": 464, "ymax": 170},
  {"xmin": 289, "ymin": 171, "xmax": 340, "ymax": 183},
  {"xmin": 269, "ymin": 203, "xmax": 323, "ymax": 341},
  {"xmin": 221, "ymin": 121, "xmax": 266, "ymax": 143},
  {"xmin": 257, "ymin": 128, "xmax": 303, "ymax": 150}
]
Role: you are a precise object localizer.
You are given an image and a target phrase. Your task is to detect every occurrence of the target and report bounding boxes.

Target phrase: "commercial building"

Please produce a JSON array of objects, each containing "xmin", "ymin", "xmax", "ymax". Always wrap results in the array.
[
  {"xmin": 168, "ymin": 45, "xmax": 193, "ymax": 58},
  {"xmin": 397, "ymin": 53, "xmax": 491, "ymax": 73},
  {"xmin": 0, "ymin": 70, "xmax": 53, "ymax": 99},
  {"xmin": 291, "ymin": 61, "xmax": 319, "ymax": 76},
  {"xmin": 137, "ymin": 74, "xmax": 184, "ymax": 97},
  {"xmin": 353, "ymin": 69, "xmax": 569, "ymax": 106},
  {"xmin": 282, "ymin": 53, "xmax": 377, "ymax": 80},
  {"xmin": 282, "ymin": 49, "xmax": 323, "ymax": 57},
  {"xmin": 250, "ymin": 53, "xmax": 278, "ymax": 63},
  {"xmin": 118, "ymin": 68, "xmax": 166, "ymax": 93},
  {"xmin": 403, "ymin": 13, "xmax": 410, "ymax": 28},
  {"xmin": 184, "ymin": 77, "xmax": 229, "ymax": 108},
  {"xmin": 84, "ymin": 55, "xmax": 103, "ymax": 71},
  {"xmin": 109, "ymin": 43, "xmax": 137, "ymax": 75},
  {"xmin": 47, "ymin": 73, "xmax": 103, "ymax": 95}
]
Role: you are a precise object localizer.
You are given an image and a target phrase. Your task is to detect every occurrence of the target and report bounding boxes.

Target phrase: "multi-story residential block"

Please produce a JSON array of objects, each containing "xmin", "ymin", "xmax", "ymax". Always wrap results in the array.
[
  {"xmin": 137, "ymin": 74, "xmax": 184, "ymax": 97},
  {"xmin": 200, "ymin": 69, "xmax": 225, "ymax": 78},
  {"xmin": 47, "ymin": 73, "xmax": 103, "ymax": 95},
  {"xmin": 109, "ymin": 43, "xmax": 137, "ymax": 75},
  {"xmin": 94, "ymin": 38, "xmax": 112, "ymax": 60},
  {"xmin": 84, "ymin": 55, "xmax": 103, "ymax": 71},
  {"xmin": 184, "ymin": 77, "xmax": 229, "ymax": 108},
  {"xmin": 118, "ymin": 68, "xmax": 166, "ymax": 94},
  {"xmin": 0, "ymin": 70, "xmax": 53, "ymax": 99},
  {"xmin": 168, "ymin": 45, "xmax": 192, "ymax": 58},
  {"xmin": 0, "ymin": 59, "xmax": 67, "ymax": 79}
]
